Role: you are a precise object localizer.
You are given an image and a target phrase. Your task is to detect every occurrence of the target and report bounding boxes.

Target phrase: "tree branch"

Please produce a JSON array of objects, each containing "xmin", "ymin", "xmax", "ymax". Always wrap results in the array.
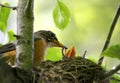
[
  {"xmin": 0, "ymin": 3, "xmax": 16, "ymax": 10},
  {"xmin": 98, "ymin": 4, "xmax": 120, "ymax": 65},
  {"xmin": 100, "ymin": 64, "xmax": 120, "ymax": 80}
]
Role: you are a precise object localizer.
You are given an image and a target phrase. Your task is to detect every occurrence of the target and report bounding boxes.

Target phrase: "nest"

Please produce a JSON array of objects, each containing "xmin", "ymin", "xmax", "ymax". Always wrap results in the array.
[{"xmin": 34, "ymin": 57, "xmax": 105, "ymax": 83}]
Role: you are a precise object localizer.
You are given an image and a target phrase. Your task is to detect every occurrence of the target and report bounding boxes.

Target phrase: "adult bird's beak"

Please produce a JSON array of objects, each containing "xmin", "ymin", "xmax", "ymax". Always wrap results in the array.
[{"xmin": 53, "ymin": 40, "xmax": 67, "ymax": 49}]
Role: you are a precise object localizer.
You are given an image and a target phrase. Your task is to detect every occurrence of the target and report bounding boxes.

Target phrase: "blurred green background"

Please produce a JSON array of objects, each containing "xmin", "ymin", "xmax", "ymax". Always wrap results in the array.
[{"xmin": 0, "ymin": 0, "xmax": 120, "ymax": 70}]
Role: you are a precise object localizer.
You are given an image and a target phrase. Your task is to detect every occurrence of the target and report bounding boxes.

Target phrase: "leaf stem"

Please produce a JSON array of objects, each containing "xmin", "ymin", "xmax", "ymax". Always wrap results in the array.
[{"xmin": 98, "ymin": 4, "xmax": 120, "ymax": 65}]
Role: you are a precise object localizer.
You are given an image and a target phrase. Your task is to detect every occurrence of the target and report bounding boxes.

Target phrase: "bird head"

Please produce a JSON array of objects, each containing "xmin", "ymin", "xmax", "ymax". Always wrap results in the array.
[{"xmin": 34, "ymin": 30, "xmax": 67, "ymax": 49}]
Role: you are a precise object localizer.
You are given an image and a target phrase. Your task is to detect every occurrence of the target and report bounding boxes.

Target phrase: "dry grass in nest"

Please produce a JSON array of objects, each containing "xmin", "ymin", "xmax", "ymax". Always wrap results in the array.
[{"xmin": 34, "ymin": 57, "xmax": 106, "ymax": 83}]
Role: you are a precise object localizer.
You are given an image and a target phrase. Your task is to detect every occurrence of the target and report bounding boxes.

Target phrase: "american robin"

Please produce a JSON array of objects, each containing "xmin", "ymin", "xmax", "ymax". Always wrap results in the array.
[{"xmin": 0, "ymin": 30, "xmax": 67, "ymax": 66}]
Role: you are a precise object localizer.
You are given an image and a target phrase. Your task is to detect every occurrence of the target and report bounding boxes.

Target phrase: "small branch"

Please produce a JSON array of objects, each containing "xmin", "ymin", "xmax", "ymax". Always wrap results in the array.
[
  {"xmin": 83, "ymin": 50, "xmax": 87, "ymax": 58},
  {"xmin": 13, "ymin": 34, "xmax": 21, "ymax": 39},
  {"xmin": 0, "ymin": 3, "xmax": 17, "ymax": 10},
  {"xmin": 101, "ymin": 64, "xmax": 120, "ymax": 80},
  {"xmin": 98, "ymin": 5, "xmax": 120, "ymax": 65}
]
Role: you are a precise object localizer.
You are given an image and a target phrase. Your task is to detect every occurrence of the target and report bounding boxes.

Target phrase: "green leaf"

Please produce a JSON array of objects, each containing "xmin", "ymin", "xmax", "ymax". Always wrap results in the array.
[
  {"xmin": 53, "ymin": 0, "xmax": 70, "ymax": 30},
  {"xmin": 103, "ymin": 44, "xmax": 120, "ymax": 60},
  {"xmin": 0, "ymin": 43, "xmax": 2, "ymax": 47},
  {"xmin": 7, "ymin": 30, "xmax": 15, "ymax": 42},
  {"xmin": 110, "ymin": 80, "xmax": 120, "ymax": 83},
  {"xmin": 110, "ymin": 74, "xmax": 120, "ymax": 83},
  {"xmin": 113, "ymin": 74, "xmax": 120, "ymax": 80},
  {"xmin": 0, "ymin": 2, "xmax": 10, "ymax": 32}
]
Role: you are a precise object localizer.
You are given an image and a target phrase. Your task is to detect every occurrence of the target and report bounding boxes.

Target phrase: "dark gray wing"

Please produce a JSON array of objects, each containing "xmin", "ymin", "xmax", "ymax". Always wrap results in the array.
[{"xmin": 0, "ymin": 43, "xmax": 15, "ymax": 54}]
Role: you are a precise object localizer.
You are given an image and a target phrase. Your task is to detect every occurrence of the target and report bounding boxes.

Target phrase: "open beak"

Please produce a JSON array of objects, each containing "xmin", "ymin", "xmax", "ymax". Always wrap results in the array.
[{"xmin": 53, "ymin": 40, "xmax": 67, "ymax": 49}]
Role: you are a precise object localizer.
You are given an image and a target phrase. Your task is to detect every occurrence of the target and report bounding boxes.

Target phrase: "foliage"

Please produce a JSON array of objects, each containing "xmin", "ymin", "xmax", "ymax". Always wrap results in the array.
[
  {"xmin": 0, "ymin": 2, "xmax": 10, "ymax": 32},
  {"xmin": 111, "ymin": 74, "xmax": 120, "ymax": 83},
  {"xmin": 53, "ymin": 0, "xmax": 70, "ymax": 30},
  {"xmin": 0, "ymin": 43, "xmax": 2, "ymax": 47},
  {"xmin": 110, "ymin": 80, "xmax": 120, "ymax": 83},
  {"xmin": 103, "ymin": 44, "xmax": 120, "ymax": 60},
  {"xmin": 0, "ymin": 2, "xmax": 15, "ymax": 43},
  {"xmin": 7, "ymin": 30, "xmax": 15, "ymax": 42},
  {"xmin": 113, "ymin": 74, "xmax": 120, "ymax": 80}
]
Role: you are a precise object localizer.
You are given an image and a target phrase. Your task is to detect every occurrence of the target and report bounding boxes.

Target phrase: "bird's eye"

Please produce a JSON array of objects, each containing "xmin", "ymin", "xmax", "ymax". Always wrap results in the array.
[
  {"xmin": 51, "ymin": 33, "xmax": 55, "ymax": 37},
  {"xmin": 48, "ymin": 31, "xmax": 55, "ymax": 37},
  {"xmin": 47, "ymin": 38, "xmax": 51, "ymax": 42}
]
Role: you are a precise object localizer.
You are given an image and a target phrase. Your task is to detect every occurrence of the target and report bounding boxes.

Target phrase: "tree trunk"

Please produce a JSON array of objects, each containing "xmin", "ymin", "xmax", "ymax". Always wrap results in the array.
[{"xmin": 16, "ymin": 0, "xmax": 34, "ymax": 70}]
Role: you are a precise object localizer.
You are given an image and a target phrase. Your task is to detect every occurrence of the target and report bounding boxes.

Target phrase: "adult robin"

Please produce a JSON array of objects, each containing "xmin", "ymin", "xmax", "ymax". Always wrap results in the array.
[{"xmin": 0, "ymin": 30, "xmax": 67, "ymax": 66}]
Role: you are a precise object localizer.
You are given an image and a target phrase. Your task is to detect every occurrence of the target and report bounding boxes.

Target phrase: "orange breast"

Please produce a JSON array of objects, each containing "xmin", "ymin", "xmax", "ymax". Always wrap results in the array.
[
  {"xmin": 4, "ymin": 50, "xmax": 16, "ymax": 65},
  {"xmin": 2, "ymin": 39, "xmax": 47, "ymax": 66},
  {"xmin": 34, "ymin": 39, "xmax": 47, "ymax": 65}
]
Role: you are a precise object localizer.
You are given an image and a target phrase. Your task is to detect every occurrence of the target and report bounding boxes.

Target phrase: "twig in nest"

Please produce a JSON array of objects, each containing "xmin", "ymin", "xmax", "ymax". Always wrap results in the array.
[
  {"xmin": 82, "ymin": 50, "xmax": 87, "ymax": 58},
  {"xmin": 98, "ymin": 4, "xmax": 120, "ymax": 65},
  {"xmin": 0, "ymin": 3, "xmax": 17, "ymax": 10}
]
